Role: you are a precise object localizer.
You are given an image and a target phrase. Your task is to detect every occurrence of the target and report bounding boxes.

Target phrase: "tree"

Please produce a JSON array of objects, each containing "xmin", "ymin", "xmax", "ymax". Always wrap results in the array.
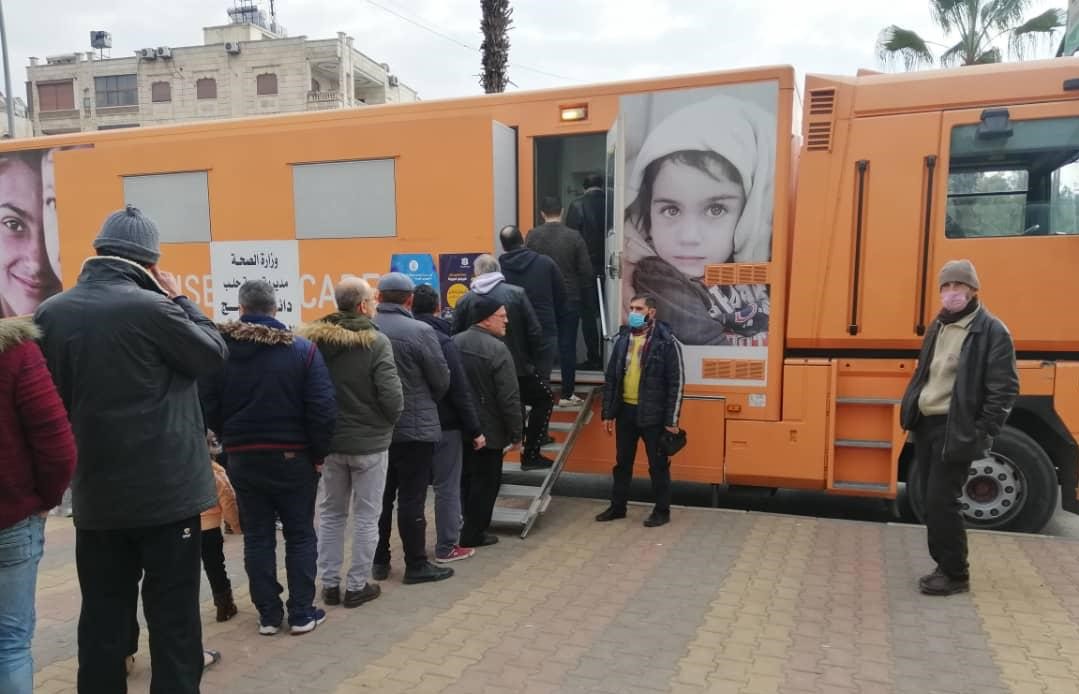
[
  {"xmin": 480, "ymin": 0, "xmax": 513, "ymax": 93},
  {"xmin": 877, "ymin": 0, "xmax": 1064, "ymax": 70}
]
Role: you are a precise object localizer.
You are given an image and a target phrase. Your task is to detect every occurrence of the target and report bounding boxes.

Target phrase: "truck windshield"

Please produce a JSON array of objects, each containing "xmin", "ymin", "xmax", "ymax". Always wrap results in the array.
[{"xmin": 946, "ymin": 116, "xmax": 1079, "ymax": 238}]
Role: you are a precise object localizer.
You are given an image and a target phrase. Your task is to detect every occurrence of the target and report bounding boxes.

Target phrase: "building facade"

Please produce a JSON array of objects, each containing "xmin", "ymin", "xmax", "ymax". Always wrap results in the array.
[{"xmin": 26, "ymin": 17, "xmax": 418, "ymax": 136}]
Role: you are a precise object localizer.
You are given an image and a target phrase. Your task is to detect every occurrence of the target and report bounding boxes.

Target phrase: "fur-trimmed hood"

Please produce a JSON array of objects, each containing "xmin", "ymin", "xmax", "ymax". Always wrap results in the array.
[
  {"xmin": 296, "ymin": 312, "xmax": 378, "ymax": 352},
  {"xmin": 219, "ymin": 321, "xmax": 295, "ymax": 346},
  {"xmin": 0, "ymin": 316, "xmax": 40, "ymax": 354}
]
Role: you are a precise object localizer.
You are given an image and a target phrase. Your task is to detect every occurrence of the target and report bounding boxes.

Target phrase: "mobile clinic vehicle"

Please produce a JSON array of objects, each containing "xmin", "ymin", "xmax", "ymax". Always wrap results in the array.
[{"xmin": 10, "ymin": 57, "xmax": 1079, "ymax": 534}]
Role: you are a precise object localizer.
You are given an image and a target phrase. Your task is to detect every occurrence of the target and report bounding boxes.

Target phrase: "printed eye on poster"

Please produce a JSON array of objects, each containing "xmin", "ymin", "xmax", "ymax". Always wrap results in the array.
[
  {"xmin": 210, "ymin": 241, "xmax": 302, "ymax": 328},
  {"xmin": 619, "ymin": 82, "xmax": 777, "ymax": 385},
  {"xmin": 0, "ymin": 144, "xmax": 92, "ymax": 318}
]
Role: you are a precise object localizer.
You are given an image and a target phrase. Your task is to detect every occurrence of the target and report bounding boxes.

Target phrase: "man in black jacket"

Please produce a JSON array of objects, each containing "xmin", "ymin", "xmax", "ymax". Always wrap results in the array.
[
  {"xmin": 597, "ymin": 293, "xmax": 684, "ymax": 528},
  {"xmin": 453, "ymin": 296, "xmax": 523, "ymax": 547},
  {"xmin": 565, "ymin": 174, "xmax": 612, "ymax": 371},
  {"xmin": 453, "ymin": 255, "xmax": 554, "ymax": 471},
  {"xmin": 900, "ymin": 260, "xmax": 1018, "ymax": 596},
  {"xmin": 498, "ymin": 224, "xmax": 564, "ymax": 380},
  {"xmin": 201, "ymin": 279, "xmax": 338, "ymax": 635},
  {"xmin": 35, "ymin": 206, "xmax": 228, "ymax": 692},
  {"xmin": 527, "ymin": 196, "xmax": 595, "ymax": 406},
  {"xmin": 413, "ymin": 285, "xmax": 484, "ymax": 563}
]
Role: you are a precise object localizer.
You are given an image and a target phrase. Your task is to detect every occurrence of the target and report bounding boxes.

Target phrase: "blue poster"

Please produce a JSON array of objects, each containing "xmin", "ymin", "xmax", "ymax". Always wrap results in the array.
[
  {"xmin": 389, "ymin": 253, "xmax": 438, "ymax": 295},
  {"xmin": 438, "ymin": 252, "xmax": 483, "ymax": 320}
]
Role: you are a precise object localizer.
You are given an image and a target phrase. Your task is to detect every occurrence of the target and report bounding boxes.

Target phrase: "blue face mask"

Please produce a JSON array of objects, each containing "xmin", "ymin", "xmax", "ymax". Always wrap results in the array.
[{"xmin": 627, "ymin": 312, "xmax": 647, "ymax": 329}]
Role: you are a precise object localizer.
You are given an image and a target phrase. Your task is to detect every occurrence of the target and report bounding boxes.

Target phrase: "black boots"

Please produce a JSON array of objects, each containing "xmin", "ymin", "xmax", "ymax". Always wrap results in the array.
[{"xmin": 214, "ymin": 590, "xmax": 238, "ymax": 622}]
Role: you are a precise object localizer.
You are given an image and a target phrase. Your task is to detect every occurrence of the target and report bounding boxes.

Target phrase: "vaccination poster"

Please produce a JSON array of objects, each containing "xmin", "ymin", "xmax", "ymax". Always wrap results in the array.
[
  {"xmin": 210, "ymin": 240, "xmax": 302, "ymax": 327},
  {"xmin": 390, "ymin": 253, "xmax": 439, "ymax": 294},
  {"xmin": 438, "ymin": 252, "xmax": 483, "ymax": 320}
]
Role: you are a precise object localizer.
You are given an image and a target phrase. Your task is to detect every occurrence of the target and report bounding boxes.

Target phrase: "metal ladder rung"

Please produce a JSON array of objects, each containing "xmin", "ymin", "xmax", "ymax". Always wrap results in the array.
[
  {"xmin": 491, "ymin": 507, "xmax": 529, "ymax": 524},
  {"xmin": 548, "ymin": 422, "xmax": 575, "ymax": 432},
  {"xmin": 498, "ymin": 483, "xmax": 542, "ymax": 499},
  {"xmin": 835, "ymin": 439, "xmax": 891, "ymax": 449}
]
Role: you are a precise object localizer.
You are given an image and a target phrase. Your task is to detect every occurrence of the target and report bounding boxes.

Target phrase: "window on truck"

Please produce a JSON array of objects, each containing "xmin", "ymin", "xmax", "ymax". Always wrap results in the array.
[{"xmin": 946, "ymin": 116, "xmax": 1079, "ymax": 238}]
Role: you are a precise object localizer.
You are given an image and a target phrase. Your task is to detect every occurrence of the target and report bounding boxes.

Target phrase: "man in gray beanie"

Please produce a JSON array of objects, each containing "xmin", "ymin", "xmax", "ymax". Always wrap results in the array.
[
  {"xmin": 34, "ymin": 205, "xmax": 227, "ymax": 691},
  {"xmin": 900, "ymin": 259, "xmax": 1018, "ymax": 596}
]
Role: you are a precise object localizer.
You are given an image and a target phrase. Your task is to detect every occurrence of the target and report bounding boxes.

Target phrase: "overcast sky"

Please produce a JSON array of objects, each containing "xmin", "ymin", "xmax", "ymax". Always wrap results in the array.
[{"xmin": 1, "ymin": 0, "xmax": 1068, "ymax": 100}]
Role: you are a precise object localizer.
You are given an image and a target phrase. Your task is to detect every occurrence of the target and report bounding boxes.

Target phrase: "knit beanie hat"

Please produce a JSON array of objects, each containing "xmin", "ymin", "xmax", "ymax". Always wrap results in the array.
[
  {"xmin": 472, "ymin": 294, "xmax": 502, "ymax": 325},
  {"xmin": 939, "ymin": 259, "xmax": 980, "ymax": 290},
  {"xmin": 92, "ymin": 204, "xmax": 161, "ymax": 265}
]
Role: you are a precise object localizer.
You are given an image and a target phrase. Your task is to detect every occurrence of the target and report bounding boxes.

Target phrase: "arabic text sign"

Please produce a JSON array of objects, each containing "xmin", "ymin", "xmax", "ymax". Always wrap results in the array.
[
  {"xmin": 210, "ymin": 241, "xmax": 302, "ymax": 327},
  {"xmin": 389, "ymin": 253, "xmax": 438, "ymax": 294},
  {"xmin": 438, "ymin": 252, "xmax": 482, "ymax": 320}
]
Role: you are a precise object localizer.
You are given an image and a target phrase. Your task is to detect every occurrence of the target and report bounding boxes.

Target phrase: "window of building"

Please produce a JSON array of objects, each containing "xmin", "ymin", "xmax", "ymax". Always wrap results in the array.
[
  {"xmin": 256, "ymin": 73, "xmax": 278, "ymax": 96},
  {"xmin": 946, "ymin": 115, "xmax": 1079, "ymax": 238},
  {"xmin": 292, "ymin": 159, "xmax": 397, "ymax": 238},
  {"xmin": 95, "ymin": 74, "xmax": 138, "ymax": 107},
  {"xmin": 196, "ymin": 77, "xmax": 217, "ymax": 100},
  {"xmin": 123, "ymin": 171, "xmax": 211, "ymax": 242},
  {"xmin": 151, "ymin": 81, "xmax": 171, "ymax": 103},
  {"xmin": 37, "ymin": 81, "xmax": 75, "ymax": 112}
]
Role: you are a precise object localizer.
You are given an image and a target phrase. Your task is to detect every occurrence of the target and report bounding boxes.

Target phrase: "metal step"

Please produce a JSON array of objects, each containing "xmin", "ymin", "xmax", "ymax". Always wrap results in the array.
[
  {"xmin": 835, "ymin": 439, "xmax": 891, "ymax": 449},
  {"xmin": 548, "ymin": 421, "xmax": 575, "ymax": 432},
  {"xmin": 832, "ymin": 481, "xmax": 891, "ymax": 492},
  {"xmin": 498, "ymin": 483, "xmax": 542, "ymax": 499},
  {"xmin": 836, "ymin": 397, "xmax": 900, "ymax": 406},
  {"xmin": 491, "ymin": 507, "xmax": 529, "ymax": 524}
]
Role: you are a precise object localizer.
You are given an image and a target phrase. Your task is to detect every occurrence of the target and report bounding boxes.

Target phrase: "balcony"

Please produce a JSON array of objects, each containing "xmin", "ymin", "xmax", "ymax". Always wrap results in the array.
[{"xmin": 306, "ymin": 90, "xmax": 343, "ymax": 110}]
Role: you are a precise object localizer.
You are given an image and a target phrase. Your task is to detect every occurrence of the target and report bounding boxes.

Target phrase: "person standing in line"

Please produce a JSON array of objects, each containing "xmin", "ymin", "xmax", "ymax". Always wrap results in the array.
[
  {"xmin": 372, "ymin": 273, "xmax": 455, "ymax": 584},
  {"xmin": 527, "ymin": 195, "xmax": 595, "ymax": 407},
  {"xmin": 200, "ymin": 280, "xmax": 337, "ymax": 636},
  {"xmin": 453, "ymin": 256, "xmax": 554, "ymax": 471},
  {"xmin": 201, "ymin": 443, "xmax": 240, "ymax": 623},
  {"xmin": 298, "ymin": 278, "xmax": 404, "ymax": 607},
  {"xmin": 411, "ymin": 284, "xmax": 485, "ymax": 564},
  {"xmin": 453, "ymin": 297, "xmax": 523, "ymax": 548},
  {"xmin": 34, "ymin": 205, "xmax": 227, "ymax": 692},
  {"xmin": 498, "ymin": 224, "xmax": 565, "ymax": 383},
  {"xmin": 900, "ymin": 260, "xmax": 1018, "ymax": 596},
  {"xmin": 0, "ymin": 316, "xmax": 77, "ymax": 694},
  {"xmin": 565, "ymin": 173, "xmax": 611, "ymax": 370},
  {"xmin": 596, "ymin": 293, "xmax": 684, "ymax": 528}
]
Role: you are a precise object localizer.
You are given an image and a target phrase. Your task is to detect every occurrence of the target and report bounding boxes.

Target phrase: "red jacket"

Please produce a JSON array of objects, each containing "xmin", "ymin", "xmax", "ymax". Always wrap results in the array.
[{"xmin": 0, "ymin": 317, "xmax": 76, "ymax": 529}]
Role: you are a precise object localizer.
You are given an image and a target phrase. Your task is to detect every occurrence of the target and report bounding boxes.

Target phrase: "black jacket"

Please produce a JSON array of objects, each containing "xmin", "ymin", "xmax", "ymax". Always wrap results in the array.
[
  {"xmin": 416, "ymin": 314, "xmax": 483, "ymax": 439},
  {"xmin": 900, "ymin": 306, "xmax": 1019, "ymax": 462},
  {"xmin": 602, "ymin": 320, "xmax": 685, "ymax": 429},
  {"xmin": 453, "ymin": 326, "xmax": 523, "ymax": 450},
  {"xmin": 499, "ymin": 247, "xmax": 564, "ymax": 336},
  {"xmin": 526, "ymin": 221, "xmax": 595, "ymax": 304},
  {"xmin": 34, "ymin": 257, "xmax": 227, "ymax": 530},
  {"xmin": 202, "ymin": 315, "xmax": 338, "ymax": 460},
  {"xmin": 452, "ymin": 274, "xmax": 543, "ymax": 377},
  {"xmin": 565, "ymin": 188, "xmax": 610, "ymax": 276}
]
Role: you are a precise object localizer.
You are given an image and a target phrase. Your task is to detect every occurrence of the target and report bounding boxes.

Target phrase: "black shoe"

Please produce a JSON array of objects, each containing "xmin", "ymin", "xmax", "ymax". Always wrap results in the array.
[
  {"xmin": 403, "ymin": 562, "xmax": 454, "ymax": 584},
  {"xmin": 343, "ymin": 583, "xmax": 381, "ymax": 608},
  {"xmin": 322, "ymin": 586, "xmax": 340, "ymax": 606},
  {"xmin": 643, "ymin": 510, "xmax": 670, "ymax": 528},
  {"xmin": 595, "ymin": 507, "xmax": 626, "ymax": 522},
  {"xmin": 371, "ymin": 563, "xmax": 390, "ymax": 581},
  {"xmin": 919, "ymin": 567, "xmax": 970, "ymax": 596},
  {"xmin": 520, "ymin": 455, "xmax": 554, "ymax": 471},
  {"xmin": 460, "ymin": 533, "xmax": 499, "ymax": 548},
  {"xmin": 539, "ymin": 434, "xmax": 556, "ymax": 447}
]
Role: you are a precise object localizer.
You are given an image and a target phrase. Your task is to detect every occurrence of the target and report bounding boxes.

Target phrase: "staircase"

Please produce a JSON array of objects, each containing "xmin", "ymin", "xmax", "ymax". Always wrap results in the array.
[{"xmin": 492, "ymin": 386, "xmax": 599, "ymax": 538}]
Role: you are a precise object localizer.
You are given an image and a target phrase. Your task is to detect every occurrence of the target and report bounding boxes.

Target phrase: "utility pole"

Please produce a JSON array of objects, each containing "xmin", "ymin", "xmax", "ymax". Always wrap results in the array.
[{"xmin": 0, "ymin": 0, "xmax": 15, "ymax": 138}]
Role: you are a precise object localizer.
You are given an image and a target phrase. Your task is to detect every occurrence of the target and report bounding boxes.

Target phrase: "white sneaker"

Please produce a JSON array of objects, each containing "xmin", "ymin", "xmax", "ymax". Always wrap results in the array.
[
  {"xmin": 558, "ymin": 395, "xmax": 583, "ymax": 407},
  {"xmin": 258, "ymin": 622, "xmax": 280, "ymax": 636},
  {"xmin": 290, "ymin": 609, "xmax": 327, "ymax": 635}
]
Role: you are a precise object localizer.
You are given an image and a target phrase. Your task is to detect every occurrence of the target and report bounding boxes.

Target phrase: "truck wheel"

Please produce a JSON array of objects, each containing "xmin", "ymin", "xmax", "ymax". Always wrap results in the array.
[{"xmin": 906, "ymin": 426, "xmax": 1058, "ymax": 534}]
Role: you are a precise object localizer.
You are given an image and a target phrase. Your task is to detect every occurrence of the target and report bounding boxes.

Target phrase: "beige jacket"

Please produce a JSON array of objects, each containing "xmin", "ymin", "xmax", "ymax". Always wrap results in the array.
[{"xmin": 200, "ymin": 461, "xmax": 241, "ymax": 533}]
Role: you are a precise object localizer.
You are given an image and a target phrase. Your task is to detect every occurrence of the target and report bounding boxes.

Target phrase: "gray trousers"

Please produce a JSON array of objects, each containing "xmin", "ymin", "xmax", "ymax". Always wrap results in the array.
[
  {"xmin": 432, "ymin": 430, "xmax": 464, "ymax": 556},
  {"xmin": 317, "ymin": 451, "xmax": 388, "ymax": 591}
]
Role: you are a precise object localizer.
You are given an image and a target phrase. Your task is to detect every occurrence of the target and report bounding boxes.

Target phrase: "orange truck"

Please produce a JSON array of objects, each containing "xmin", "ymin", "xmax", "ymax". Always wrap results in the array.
[{"xmin": 5, "ymin": 58, "xmax": 1079, "ymax": 533}]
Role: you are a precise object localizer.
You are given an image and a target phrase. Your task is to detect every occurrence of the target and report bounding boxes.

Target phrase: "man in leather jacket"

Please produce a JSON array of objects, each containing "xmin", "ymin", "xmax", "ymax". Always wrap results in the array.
[{"xmin": 900, "ymin": 259, "xmax": 1018, "ymax": 596}]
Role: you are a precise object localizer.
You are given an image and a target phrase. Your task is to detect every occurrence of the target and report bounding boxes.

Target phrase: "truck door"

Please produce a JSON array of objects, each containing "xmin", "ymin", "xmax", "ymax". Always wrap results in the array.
[
  {"xmin": 603, "ymin": 116, "xmax": 624, "ymax": 348},
  {"xmin": 926, "ymin": 104, "xmax": 1079, "ymax": 351}
]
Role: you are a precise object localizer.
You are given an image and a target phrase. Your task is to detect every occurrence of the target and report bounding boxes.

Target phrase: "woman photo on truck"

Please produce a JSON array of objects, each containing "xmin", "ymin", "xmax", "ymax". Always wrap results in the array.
[
  {"xmin": 0, "ymin": 150, "xmax": 62, "ymax": 318},
  {"xmin": 623, "ymin": 93, "xmax": 775, "ymax": 347}
]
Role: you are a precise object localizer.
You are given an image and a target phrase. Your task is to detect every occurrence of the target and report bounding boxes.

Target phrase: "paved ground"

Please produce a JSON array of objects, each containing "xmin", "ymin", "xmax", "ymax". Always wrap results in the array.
[{"xmin": 31, "ymin": 497, "xmax": 1079, "ymax": 694}]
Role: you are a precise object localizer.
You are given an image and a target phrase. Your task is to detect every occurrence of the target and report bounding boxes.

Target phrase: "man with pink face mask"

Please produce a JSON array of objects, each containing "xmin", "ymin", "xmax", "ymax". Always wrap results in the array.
[{"xmin": 900, "ymin": 259, "xmax": 1018, "ymax": 596}]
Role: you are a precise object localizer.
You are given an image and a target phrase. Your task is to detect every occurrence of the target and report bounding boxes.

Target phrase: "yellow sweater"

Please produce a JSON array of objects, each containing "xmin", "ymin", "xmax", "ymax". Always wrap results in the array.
[
  {"xmin": 622, "ymin": 333, "xmax": 647, "ymax": 405},
  {"xmin": 918, "ymin": 308, "xmax": 979, "ymax": 416}
]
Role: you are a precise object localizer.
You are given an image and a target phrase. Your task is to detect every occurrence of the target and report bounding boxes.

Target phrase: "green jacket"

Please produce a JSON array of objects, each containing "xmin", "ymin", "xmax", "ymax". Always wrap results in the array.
[{"xmin": 297, "ymin": 312, "xmax": 403, "ymax": 455}]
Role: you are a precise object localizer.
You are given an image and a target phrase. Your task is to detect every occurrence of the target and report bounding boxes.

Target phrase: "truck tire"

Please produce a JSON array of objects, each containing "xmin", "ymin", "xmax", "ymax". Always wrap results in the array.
[{"xmin": 907, "ymin": 426, "xmax": 1058, "ymax": 534}]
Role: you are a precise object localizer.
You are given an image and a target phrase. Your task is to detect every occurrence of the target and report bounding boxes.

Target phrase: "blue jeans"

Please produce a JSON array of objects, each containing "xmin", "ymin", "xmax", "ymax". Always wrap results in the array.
[
  {"xmin": 0, "ymin": 516, "xmax": 45, "ymax": 694},
  {"xmin": 229, "ymin": 451, "xmax": 319, "ymax": 628},
  {"xmin": 432, "ymin": 431, "xmax": 464, "ymax": 556},
  {"xmin": 557, "ymin": 303, "xmax": 581, "ymax": 398}
]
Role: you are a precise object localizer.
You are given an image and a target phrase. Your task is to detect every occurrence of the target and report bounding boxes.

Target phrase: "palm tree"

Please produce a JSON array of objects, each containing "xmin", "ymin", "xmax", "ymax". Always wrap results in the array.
[
  {"xmin": 480, "ymin": 0, "xmax": 513, "ymax": 93},
  {"xmin": 878, "ymin": 0, "xmax": 1064, "ymax": 70}
]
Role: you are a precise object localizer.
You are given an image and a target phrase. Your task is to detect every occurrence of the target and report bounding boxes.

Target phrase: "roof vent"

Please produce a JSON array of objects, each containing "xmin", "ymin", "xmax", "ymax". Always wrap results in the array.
[{"xmin": 808, "ymin": 88, "xmax": 836, "ymax": 116}]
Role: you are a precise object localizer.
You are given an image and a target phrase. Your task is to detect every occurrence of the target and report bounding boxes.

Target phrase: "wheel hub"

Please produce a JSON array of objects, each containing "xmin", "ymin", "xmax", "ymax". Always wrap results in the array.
[{"xmin": 960, "ymin": 455, "xmax": 1023, "ymax": 524}]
